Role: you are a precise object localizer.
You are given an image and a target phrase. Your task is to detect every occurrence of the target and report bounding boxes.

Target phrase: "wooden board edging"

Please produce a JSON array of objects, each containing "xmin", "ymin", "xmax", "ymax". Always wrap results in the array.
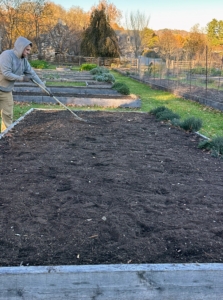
[
  {"xmin": 0, "ymin": 108, "xmax": 34, "ymax": 139},
  {"xmin": 0, "ymin": 263, "xmax": 223, "ymax": 299}
]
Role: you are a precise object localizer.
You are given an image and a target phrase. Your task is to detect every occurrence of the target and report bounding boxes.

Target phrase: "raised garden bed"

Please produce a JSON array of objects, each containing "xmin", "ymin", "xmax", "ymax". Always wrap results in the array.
[
  {"xmin": 35, "ymin": 69, "xmax": 94, "ymax": 81},
  {"xmin": 0, "ymin": 110, "xmax": 223, "ymax": 298},
  {"xmin": 13, "ymin": 83, "xmax": 141, "ymax": 108}
]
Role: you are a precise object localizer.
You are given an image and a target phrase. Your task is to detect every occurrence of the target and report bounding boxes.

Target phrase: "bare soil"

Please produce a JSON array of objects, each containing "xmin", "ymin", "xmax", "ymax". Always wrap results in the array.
[{"xmin": 0, "ymin": 110, "xmax": 223, "ymax": 267}]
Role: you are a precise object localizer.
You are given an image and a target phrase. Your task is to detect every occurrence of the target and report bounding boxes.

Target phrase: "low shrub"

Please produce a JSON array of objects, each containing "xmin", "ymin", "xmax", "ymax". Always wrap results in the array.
[
  {"xmin": 212, "ymin": 136, "xmax": 223, "ymax": 155},
  {"xmin": 90, "ymin": 66, "xmax": 109, "ymax": 75},
  {"xmin": 112, "ymin": 82, "xmax": 130, "ymax": 95},
  {"xmin": 156, "ymin": 110, "xmax": 180, "ymax": 121},
  {"xmin": 150, "ymin": 106, "xmax": 180, "ymax": 121},
  {"xmin": 179, "ymin": 117, "xmax": 202, "ymax": 132},
  {"xmin": 150, "ymin": 106, "xmax": 203, "ymax": 132},
  {"xmin": 198, "ymin": 139, "xmax": 212, "ymax": 150},
  {"xmin": 93, "ymin": 75, "xmax": 103, "ymax": 81},
  {"xmin": 150, "ymin": 106, "xmax": 168, "ymax": 116},
  {"xmin": 93, "ymin": 73, "xmax": 115, "ymax": 83},
  {"xmin": 198, "ymin": 136, "xmax": 223, "ymax": 157},
  {"xmin": 171, "ymin": 118, "xmax": 182, "ymax": 127},
  {"xmin": 191, "ymin": 67, "xmax": 206, "ymax": 75},
  {"xmin": 112, "ymin": 82, "xmax": 124, "ymax": 89},
  {"xmin": 30, "ymin": 60, "xmax": 49, "ymax": 69},
  {"xmin": 80, "ymin": 63, "xmax": 98, "ymax": 71},
  {"xmin": 210, "ymin": 68, "xmax": 222, "ymax": 76}
]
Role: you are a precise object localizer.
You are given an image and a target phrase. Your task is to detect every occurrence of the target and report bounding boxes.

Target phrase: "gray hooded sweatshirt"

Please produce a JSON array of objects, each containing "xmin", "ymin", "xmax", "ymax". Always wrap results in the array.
[{"xmin": 0, "ymin": 36, "xmax": 44, "ymax": 92}]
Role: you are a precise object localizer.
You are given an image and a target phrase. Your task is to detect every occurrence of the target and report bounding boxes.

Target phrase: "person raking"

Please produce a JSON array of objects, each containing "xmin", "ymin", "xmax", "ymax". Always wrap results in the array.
[{"xmin": 0, "ymin": 36, "xmax": 48, "ymax": 132}]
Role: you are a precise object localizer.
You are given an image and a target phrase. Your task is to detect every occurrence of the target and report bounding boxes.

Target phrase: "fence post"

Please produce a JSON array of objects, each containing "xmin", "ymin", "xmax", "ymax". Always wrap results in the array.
[
  {"xmin": 205, "ymin": 46, "xmax": 208, "ymax": 94},
  {"xmin": 218, "ymin": 56, "xmax": 223, "ymax": 91},
  {"xmin": 189, "ymin": 59, "xmax": 192, "ymax": 93},
  {"xmin": 159, "ymin": 60, "xmax": 162, "ymax": 85},
  {"xmin": 153, "ymin": 58, "xmax": 155, "ymax": 81},
  {"xmin": 137, "ymin": 58, "xmax": 139, "ymax": 76}
]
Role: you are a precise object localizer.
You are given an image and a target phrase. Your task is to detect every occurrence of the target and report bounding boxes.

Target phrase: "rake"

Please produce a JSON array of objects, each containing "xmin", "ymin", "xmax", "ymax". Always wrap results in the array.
[{"xmin": 32, "ymin": 79, "xmax": 87, "ymax": 123}]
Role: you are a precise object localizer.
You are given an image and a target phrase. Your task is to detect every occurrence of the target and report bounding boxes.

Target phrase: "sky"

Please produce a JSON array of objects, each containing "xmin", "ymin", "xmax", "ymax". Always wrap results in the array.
[{"xmin": 51, "ymin": 0, "xmax": 223, "ymax": 31}]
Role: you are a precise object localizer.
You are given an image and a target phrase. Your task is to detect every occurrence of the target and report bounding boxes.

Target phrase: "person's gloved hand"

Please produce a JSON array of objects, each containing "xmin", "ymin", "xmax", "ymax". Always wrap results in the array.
[
  {"xmin": 23, "ymin": 76, "xmax": 30, "ymax": 82},
  {"xmin": 44, "ymin": 87, "xmax": 53, "ymax": 97}
]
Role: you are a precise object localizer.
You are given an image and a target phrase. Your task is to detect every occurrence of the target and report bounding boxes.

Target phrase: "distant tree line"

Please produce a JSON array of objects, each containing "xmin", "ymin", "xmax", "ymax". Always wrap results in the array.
[{"xmin": 0, "ymin": 0, "xmax": 222, "ymax": 60}]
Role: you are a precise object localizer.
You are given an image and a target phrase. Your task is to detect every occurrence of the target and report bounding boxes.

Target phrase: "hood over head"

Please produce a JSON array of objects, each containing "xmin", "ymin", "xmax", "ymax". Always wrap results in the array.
[{"xmin": 13, "ymin": 36, "xmax": 32, "ymax": 58}]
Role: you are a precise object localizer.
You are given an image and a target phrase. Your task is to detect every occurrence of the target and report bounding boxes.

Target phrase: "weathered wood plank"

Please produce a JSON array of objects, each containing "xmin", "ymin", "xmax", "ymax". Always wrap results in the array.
[
  {"xmin": 0, "ymin": 264, "xmax": 223, "ymax": 299},
  {"xmin": 12, "ymin": 95, "xmax": 141, "ymax": 108}
]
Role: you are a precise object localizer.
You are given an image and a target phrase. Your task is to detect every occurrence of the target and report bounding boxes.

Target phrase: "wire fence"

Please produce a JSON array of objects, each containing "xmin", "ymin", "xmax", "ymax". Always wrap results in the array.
[
  {"xmin": 116, "ymin": 51, "xmax": 223, "ymax": 112},
  {"xmin": 118, "ymin": 54, "xmax": 223, "ymax": 93}
]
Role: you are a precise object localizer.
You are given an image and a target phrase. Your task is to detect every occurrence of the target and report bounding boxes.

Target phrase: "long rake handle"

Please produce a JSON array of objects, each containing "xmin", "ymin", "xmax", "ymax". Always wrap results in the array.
[{"xmin": 32, "ymin": 79, "xmax": 87, "ymax": 122}]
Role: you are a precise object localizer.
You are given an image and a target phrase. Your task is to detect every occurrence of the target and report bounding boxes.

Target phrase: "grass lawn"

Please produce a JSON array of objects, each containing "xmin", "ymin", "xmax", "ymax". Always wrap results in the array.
[
  {"xmin": 47, "ymin": 81, "xmax": 87, "ymax": 87},
  {"xmin": 2, "ymin": 69, "xmax": 222, "ymax": 139}
]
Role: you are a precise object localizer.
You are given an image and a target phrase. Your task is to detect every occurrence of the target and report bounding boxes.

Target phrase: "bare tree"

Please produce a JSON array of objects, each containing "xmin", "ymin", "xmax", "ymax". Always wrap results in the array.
[
  {"xmin": 124, "ymin": 10, "xmax": 150, "ymax": 57},
  {"xmin": 0, "ymin": 0, "xmax": 55, "ymax": 52},
  {"xmin": 0, "ymin": 0, "xmax": 23, "ymax": 49},
  {"xmin": 48, "ymin": 21, "xmax": 71, "ymax": 54},
  {"xmin": 66, "ymin": 6, "xmax": 89, "ymax": 31},
  {"xmin": 183, "ymin": 24, "xmax": 207, "ymax": 60},
  {"xmin": 157, "ymin": 29, "xmax": 178, "ymax": 64},
  {"xmin": 65, "ymin": 6, "xmax": 89, "ymax": 54},
  {"xmin": 18, "ymin": 0, "xmax": 54, "ymax": 54}
]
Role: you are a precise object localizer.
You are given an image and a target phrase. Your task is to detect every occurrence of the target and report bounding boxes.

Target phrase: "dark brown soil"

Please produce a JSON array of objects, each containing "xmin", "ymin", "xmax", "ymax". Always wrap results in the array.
[{"xmin": 0, "ymin": 110, "xmax": 223, "ymax": 267}]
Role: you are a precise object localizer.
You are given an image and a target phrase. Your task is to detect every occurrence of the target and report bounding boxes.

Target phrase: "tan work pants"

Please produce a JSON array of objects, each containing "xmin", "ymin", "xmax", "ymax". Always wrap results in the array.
[{"xmin": 0, "ymin": 91, "xmax": 13, "ymax": 132}]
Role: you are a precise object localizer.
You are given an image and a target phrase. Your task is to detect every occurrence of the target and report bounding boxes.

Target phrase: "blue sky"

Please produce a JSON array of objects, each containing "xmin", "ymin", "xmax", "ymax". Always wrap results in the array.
[{"xmin": 52, "ymin": 0, "xmax": 223, "ymax": 31}]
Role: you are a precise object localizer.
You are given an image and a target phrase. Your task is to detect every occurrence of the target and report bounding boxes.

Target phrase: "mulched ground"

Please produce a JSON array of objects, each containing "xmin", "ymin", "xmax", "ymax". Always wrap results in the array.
[{"xmin": 0, "ymin": 110, "xmax": 223, "ymax": 267}]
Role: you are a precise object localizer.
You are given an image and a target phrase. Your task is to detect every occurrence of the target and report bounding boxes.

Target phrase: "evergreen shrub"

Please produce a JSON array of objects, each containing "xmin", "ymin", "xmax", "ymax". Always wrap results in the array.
[
  {"xmin": 179, "ymin": 117, "xmax": 202, "ymax": 132},
  {"xmin": 93, "ymin": 73, "xmax": 115, "ymax": 83},
  {"xmin": 150, "ymin": 106, "xmax": 168, "ymax": 116},
  {"xmin": 198, "ymin": 136, "xmax": 223, "ymax": 157},
  {"xmin": 112, "ymin": 82, "xmax": 130, "ymax": 95},
  {"xmin": 156, "ymin": 110, "xmax": 180, "ymax": 121},
  {"xmin": 80, "ymin": 63, "xmax": 97, "ymax": 71},
  {"xmin": 150, "ymin": 106, "xmax": 180, "ymax": 121},
  {"xmin": 171, "ymin": 118, "xmax": 182, "ymax": 127},
  {"xmin": 30, "ymin": 60, "xmax": 49, "ymax": 69},
  {"xmin": 90, "ymin": 66, "xmax": 109, "ymax": 75},
  {"xmin": 150, "ymin": 106, "xmax": 203, "ymax": 132}
]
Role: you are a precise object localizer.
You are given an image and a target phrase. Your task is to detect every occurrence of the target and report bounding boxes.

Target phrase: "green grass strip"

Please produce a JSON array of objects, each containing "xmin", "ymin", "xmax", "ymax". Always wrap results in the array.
[{"xmin": 46, "ymin": 81, "xmax": 86, "ymax": 87}]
